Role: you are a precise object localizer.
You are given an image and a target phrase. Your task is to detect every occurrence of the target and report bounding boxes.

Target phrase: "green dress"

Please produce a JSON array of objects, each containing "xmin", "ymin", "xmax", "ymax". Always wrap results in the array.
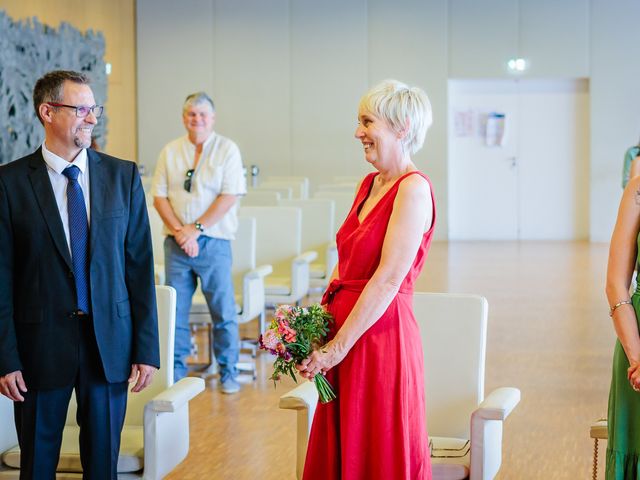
[{"xmin": 607, "ymin": 282, "xmax": 640, "ymax": 478}]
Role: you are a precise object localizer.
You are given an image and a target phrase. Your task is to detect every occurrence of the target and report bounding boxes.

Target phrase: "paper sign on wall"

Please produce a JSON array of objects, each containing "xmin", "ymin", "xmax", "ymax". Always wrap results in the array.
[{"xmin": 485, "ymin": 112, "xmax": 506, "ymax": 147}]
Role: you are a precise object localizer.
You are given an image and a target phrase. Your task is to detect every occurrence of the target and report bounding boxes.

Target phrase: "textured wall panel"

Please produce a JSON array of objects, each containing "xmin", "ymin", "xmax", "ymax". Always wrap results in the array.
[{"xmin": 0, "ymin": 11, "xmax": 106, "ymax": 164}]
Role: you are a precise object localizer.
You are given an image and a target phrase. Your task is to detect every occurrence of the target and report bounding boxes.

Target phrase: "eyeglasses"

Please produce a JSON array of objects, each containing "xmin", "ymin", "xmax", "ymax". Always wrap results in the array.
[
  {"xmin": 184, "ymin": 169, "xmax": 195, "ymax": 192},
  {"xmin": 46, "ymin": 103, "xmax": 104, "ymax": 119}
]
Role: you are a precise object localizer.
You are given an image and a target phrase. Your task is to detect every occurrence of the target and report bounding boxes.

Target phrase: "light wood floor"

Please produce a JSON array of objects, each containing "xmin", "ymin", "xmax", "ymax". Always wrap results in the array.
[{"xmin": 166, "ymin": 241, "xmax": 614, "ymax": 480}]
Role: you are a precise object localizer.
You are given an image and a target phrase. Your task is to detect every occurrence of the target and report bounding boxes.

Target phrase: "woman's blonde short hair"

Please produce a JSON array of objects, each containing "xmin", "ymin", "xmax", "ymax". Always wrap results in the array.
[{"xmin": 359, "ymin": 80, "xmax": 433, "ymax": 155}]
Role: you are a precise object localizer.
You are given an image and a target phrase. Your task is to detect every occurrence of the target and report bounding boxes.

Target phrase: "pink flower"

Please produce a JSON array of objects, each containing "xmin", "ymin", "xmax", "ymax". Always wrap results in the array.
[
  {"xmin": 261, "ymin": 329, "xmax": 279, "ymax": 350},
  {"xmin": 275, "ymin": 343, "xmax": 287, "ymax": 357},
  {"xmin": 275, "ymin": 304, "xmax": 294, "ymax": 320}
]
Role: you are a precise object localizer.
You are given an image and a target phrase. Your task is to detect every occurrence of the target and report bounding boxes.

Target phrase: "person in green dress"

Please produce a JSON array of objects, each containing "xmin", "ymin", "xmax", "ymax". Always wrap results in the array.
[
  {"xmin": 621, "ymin": 142, "xmax": 640, "ymax": 189},
  {"xmin": 606, "ymin": 174, "xmax": 640, "ymax": 477}
]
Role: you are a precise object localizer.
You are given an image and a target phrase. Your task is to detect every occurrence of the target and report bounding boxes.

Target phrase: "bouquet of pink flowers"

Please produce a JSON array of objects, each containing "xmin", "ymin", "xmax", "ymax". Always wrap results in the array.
[{"xmin": 258, "ymin": 303, "xmax": 336, "ymax": 403}]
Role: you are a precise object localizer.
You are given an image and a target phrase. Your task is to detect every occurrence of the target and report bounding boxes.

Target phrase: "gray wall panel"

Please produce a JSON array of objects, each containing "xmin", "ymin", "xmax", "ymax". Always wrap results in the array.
[
  {"xmin": 520, "ymin": 0, "xmax": 589, "ymax": 78},
  {"xmin": 212, "ymin": 0, "xmax": 290, "ymax": 174},
  {"xmin": 136, "ymin": 0, "xmax": 214, "ymax": 168},
  {"xmin": 290, "ymin": 0, "xmax": 368, "ymax": 183}
]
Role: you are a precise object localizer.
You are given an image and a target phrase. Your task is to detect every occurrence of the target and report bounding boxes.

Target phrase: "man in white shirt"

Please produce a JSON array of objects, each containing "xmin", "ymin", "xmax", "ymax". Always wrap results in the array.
[{"xmin": 151, "ymin": 92, "xmax": 246, "ymax": 393}]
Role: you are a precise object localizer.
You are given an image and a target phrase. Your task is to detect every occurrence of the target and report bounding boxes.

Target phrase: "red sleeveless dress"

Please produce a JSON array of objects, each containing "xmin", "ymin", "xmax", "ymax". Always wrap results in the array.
[{"xmin": 302, "ymin": 171, "xmax": 436, "ymax": 480}]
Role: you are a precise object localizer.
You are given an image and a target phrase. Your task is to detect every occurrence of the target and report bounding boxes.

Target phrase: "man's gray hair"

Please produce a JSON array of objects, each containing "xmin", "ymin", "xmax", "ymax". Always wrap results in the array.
[
  {"xmin": 359, "ymin": 79, "xmax": 433, "ymax": 155},
  {"xmin": 183, "ymin": 91, "xmax": 215, "ymax": 113},
  {"xmin": 33, "ymin": 70, "xmax": 91, "ymax": 125}
]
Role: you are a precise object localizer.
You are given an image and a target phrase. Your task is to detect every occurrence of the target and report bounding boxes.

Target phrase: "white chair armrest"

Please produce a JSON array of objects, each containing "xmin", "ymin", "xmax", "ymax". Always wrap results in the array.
[
  {"xmin": 293, "ymin": 250, "xmax": 318, "ymax": 265},
  {"xmin": 474, "ymin": 387, "xmax": 520, "ymax": 421},
  {"xmin": 245, "ymin": 264, "xmax": 273, "ymax": 279},
  {"xmin": 469, "ymin": 387, "xmax": 521, "ymax": 480},
  {"xmin": 325, "ymin": 243, "xmax": 338, "ymax": 279},
  {"xmin": 240, "ymin": 265, "xmax": 272, "ymax": 323},
  {"xmin": 279, "ymin": 381, "xmax": 319, "ymax": 412},
  {"xmin": 154, "ymin": 263, "xmax": 165, "ymax": 285},
  {"xmin": 279, "ymin": 382, "xmax": 319, "ymax": 480},
  {"xmin": 289, "ymin": 253, "xmax": 317, "ymax": 301},
  {"xmin": 148, "ymin": 377, "xmax": 205, "ymax": 413},
  {"xmin": 142, "ymin": 378, "xmax": 205, "ymax": 480}
]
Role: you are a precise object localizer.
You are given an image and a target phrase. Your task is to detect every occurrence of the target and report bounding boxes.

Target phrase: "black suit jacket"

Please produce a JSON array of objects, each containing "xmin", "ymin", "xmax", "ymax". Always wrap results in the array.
[{"xmin": 0, "ymin": 148, "xmax": 160, "ymax": 389}]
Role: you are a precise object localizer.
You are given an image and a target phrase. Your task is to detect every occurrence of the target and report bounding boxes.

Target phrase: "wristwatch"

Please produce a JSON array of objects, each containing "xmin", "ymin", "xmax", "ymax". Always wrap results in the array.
[{"xmin": 194, "ymin": 222, "xmax": 204, "ymax": 232}]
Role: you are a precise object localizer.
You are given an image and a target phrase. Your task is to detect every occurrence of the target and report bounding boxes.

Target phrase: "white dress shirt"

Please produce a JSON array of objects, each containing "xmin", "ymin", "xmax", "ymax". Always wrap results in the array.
[
  {"xmin": 151, "ymin": 132, "xmax": 246, "ymax": 240},
  {"xmin": 41, "ymin": 142, "xmax": 90, "ymax": 255}
]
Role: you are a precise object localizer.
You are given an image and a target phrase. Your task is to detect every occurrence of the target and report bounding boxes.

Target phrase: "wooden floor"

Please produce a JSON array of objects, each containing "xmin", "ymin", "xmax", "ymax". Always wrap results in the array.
[{"xmin": 166, "ymin": 241, "xmax": 614, "ymax": 480}]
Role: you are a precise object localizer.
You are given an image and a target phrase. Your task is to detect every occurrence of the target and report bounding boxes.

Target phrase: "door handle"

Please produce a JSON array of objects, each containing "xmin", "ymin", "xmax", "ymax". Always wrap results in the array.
[{"xmin": 506, "ymin": 156, "xmax": 517, "ymax": 168}]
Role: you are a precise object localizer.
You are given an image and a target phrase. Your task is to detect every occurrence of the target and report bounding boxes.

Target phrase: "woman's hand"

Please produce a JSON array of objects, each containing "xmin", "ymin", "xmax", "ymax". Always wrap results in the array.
[
  {"xmin": 296, "ymin": 340, "xmax": 346, "ymax": 380},
  {"xmin": 628, "ymin": 361, "xmax": 640, "ymax": 391}
]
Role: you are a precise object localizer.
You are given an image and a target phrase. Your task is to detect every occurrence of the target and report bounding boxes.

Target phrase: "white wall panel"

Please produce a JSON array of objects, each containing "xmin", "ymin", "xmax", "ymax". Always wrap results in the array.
[
  {"xmin": 212, "ymin": 0, "xmax": 291, "ymax": 175},
  {"xmin": 520, "ymin": 0, "xmax": 589, "ymax": 78},
  {"xmin": 137, "ymin": 0, "xmax": 214, "ymax": 169},
  {"xmin": 290, "ymin": 0, "xmax": 368, "ymax": 187}
]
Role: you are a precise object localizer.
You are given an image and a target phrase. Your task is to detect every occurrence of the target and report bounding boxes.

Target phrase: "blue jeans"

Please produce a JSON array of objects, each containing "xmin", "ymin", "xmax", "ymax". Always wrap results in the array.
[{"xmin": 164, "ymin": 236, "xmax": 239, "ymax": 382}]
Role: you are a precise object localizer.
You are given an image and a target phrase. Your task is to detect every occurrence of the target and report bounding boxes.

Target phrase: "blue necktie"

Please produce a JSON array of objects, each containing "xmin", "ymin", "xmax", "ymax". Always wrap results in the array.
[{"xmin": 62, "ymin": 166, "xmax": 91, "ymax": 314}]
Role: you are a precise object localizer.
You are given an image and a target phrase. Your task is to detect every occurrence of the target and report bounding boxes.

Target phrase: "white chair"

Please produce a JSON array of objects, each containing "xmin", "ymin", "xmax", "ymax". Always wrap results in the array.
[
  {"xmin": 241, "ymin": 190, "xmax": 281, "ymax": 206},
  {"xmin": 250, "ymin": 185, "xmax": 293, "ymax": 200},
  {"xmin": 260, "ymin": 179, "xmax": 307, "ymax": 200},
  {"xmin": 265, "ymin": 176, "xmax": 310, "ymax": 199},
  {"xmin": 332, "ymin": 176, "xmax": 361, "ymax": 184},
  {"xmin": 0, "ymin": 285, "xmax": 205, "ymax": 479},
  {"xmin": 313, "ymin": 191, "xmax": 355, "ymax": 233},
  {"xmin": 315, "ymin": 182, "xmax": 357, "ymax": 194},
  {"xmin": 239, "ymin": 206, "xmax": 317, "ymax": 306},
  {"xmin": 189, "ymin": 216, "xmax": 273, "ymax": 378},
  {"xmin": 147, "ymin": 201, "xmax": 166, "ymax": 285},
  {"xmin": 279, "ymin": 292, "xmax": 520, "ymax": 480},
  {"xmin": 278, "ymin": 198, "xmax": 337, "ymax": 289}
]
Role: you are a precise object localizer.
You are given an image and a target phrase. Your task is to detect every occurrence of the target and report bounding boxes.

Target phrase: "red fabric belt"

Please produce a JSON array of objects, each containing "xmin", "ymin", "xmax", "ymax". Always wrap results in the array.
[{"xmin": 321, "ymin": 278, "xmax": 413, "ymax": 305}]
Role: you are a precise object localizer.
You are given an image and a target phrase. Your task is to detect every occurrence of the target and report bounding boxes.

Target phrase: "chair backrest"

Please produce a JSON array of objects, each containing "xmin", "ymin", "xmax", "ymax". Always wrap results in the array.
[
  {"xmin": 241, "ymin": 190, "xmax": 281, "ymax": 206},
  {"xmin": 261, "ymin": 179, "xmax": 307, "ymax": 199},
  {"xmin": 0, "ymin": 395, "xmax": 17, "ymax": 452},
  {"xmin": 147, "ymin": 201, "xmax": 165, "ymax": 267},
  {"xmin": 65, "ymin": 285, "xmax": 177, "ymax": 427},
  {"xmin": 413, "ymin": 292, "xmax": 487, "ymax": 440},
  {"xmin": 315, "ymin": 183, "xmax": 357, "ymax": 194},
  {"xmin": 239, "ymin": 206, "xmax": 302, "ymax": 277},
  {"xmin": 266, "ymin": 176, "xmax": 309, "ymax": 199},
  {"xmin": 332, "ymin": 175, "xmax": 361, "ymax": 184},
  {"xmin": 251, "ymin": 185, "xmax": 293, "ymax": 200},
  {"xmin": 278, "ymin": 199, "xmax": 335, "ymax": 261},
  {"xmin": 313, "ymin": 191, "xmax": 355, "ymax": 231},
  {"xmin": 231, "ymin": 216, "xmax": 257, "ymax": 286}
]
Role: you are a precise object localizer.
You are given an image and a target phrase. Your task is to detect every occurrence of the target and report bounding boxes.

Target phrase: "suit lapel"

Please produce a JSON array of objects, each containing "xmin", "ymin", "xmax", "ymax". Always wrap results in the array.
[
  {"xmin": 88, "ymin": 149, "xmax": 105, "ymax": 262},
  {"xmin": 27, "ymin": 150, "xmax": 73, "ymax": 271}
]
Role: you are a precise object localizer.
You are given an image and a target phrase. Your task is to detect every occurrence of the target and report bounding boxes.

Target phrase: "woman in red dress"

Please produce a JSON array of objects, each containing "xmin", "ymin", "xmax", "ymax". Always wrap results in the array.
[{"xmin": 297, "ymin": 80, "xmax": 436, "ymax": 480}]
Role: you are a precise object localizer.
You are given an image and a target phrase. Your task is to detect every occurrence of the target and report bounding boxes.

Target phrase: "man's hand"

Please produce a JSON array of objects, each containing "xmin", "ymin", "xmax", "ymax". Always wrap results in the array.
[
  {"xmin": 128, "ymin": 364, "xmax": 157, "ymax": 393},
  {"xmin": 181, "ymin": 238, "xmax": 199, "ymax": 258},
  {"xmin": 0, "ymin": 371, "xmax": 27, "ymax": 401},
  {"xmin": 174, "ymin": 224, "xmax": 200, "ymax": 247}
]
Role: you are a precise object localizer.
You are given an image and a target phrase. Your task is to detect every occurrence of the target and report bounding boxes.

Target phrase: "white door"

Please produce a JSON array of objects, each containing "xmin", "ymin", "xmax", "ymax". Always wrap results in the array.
[
  {"xmin": 448, "ymin": 79, "xmax": 589, "ymax": 240},
  {"xmin": 448, "ymin": 80, "xmax": 520, "ymax": 239}
]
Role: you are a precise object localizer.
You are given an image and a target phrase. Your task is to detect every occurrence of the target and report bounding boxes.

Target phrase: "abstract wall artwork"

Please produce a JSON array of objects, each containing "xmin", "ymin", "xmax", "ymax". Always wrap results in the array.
[{"xmin": 0, "ymin": 10, "xmax": 107, "ymax": 164}]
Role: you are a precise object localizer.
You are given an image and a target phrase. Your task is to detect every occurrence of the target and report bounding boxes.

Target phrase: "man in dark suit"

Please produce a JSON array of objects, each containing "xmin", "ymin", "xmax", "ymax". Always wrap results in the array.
[{"xmin": 0, "ymin": 70, "xmax": 160, "ymax": 479}]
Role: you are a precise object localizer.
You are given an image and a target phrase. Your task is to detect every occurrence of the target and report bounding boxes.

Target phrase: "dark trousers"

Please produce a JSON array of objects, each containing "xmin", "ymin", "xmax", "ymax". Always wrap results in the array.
[{"xmin": 13, "ymin": 317, "xmax": 128, "ymax": 480}]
